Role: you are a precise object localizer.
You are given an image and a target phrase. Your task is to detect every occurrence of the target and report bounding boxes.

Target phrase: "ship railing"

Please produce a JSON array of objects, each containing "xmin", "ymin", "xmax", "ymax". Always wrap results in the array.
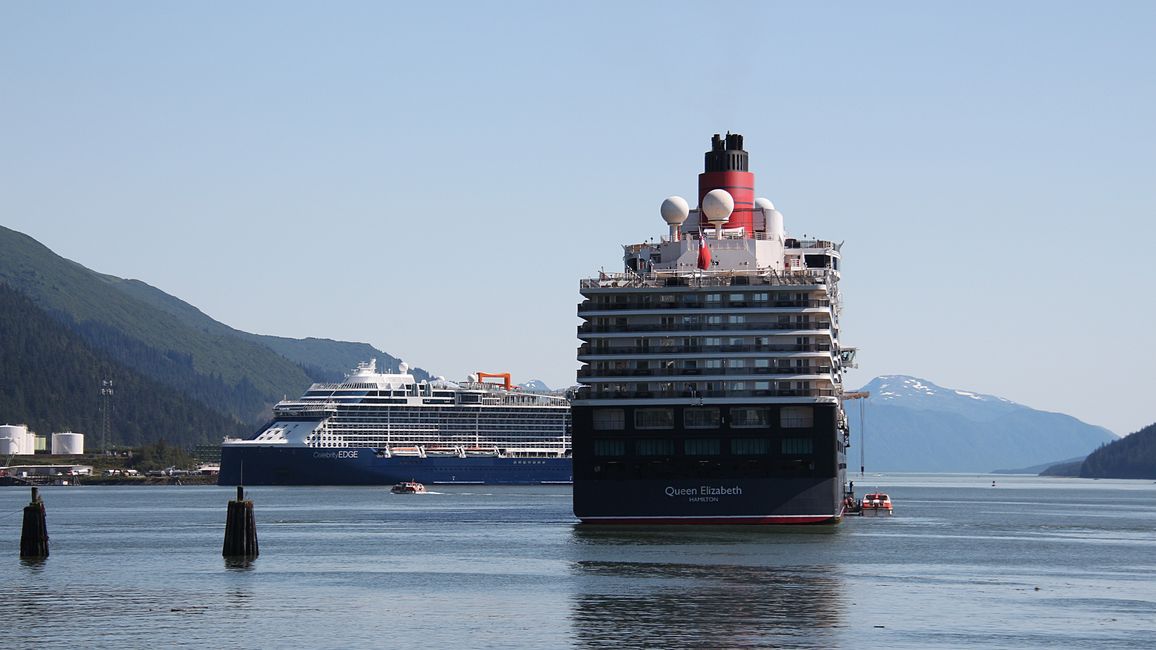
[
  {"xmin": 581, "ymin": 269, "xmax": 833, "ymax": 290},
  {"xmin": 578, "ymin": 321, "xmax": 831, "ymax": 334},
  {"xmin": 577, "ymin": 342, "xmax": 834, "ymax": 356},
  {"xmin": 577, "ymin": 366, "xmax": 832, "ymax": 379},
  {"xmin": 574, "ymin": 387, "xmax": 837, "ymax": 400},
  {"xmin": 578, "ymin": 299, "xmax": 831, "ymax": 311}
]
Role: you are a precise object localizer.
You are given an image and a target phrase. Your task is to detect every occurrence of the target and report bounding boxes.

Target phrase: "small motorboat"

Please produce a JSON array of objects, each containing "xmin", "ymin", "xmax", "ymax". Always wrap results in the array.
[
  {"xmin": 861, "ymin": 492, "xmax": 893, "ymax": 515},
  {"xmin": 390, "ymin": 481, "xmax": 426, "ymax": 494}
]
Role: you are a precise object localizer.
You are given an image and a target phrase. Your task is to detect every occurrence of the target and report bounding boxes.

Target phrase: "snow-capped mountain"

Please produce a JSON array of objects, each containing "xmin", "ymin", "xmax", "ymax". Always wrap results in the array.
[
  {"xmin": 845, "ymin": 376, "xmax": 1116, "ymax": 473},
  {"xmin": 518, "ymin": 379, "xmax": 552, "ymax": 392}
]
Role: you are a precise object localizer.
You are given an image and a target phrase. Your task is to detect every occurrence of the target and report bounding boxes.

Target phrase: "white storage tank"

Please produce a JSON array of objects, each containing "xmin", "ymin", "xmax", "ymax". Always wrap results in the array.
[
  {"xmin": 0, "ymin": 424, "xmax": 33, "ymax": 455},
  {"xmin": 51, "ymin": 432, "xmax": 85, "ymax": 455}
]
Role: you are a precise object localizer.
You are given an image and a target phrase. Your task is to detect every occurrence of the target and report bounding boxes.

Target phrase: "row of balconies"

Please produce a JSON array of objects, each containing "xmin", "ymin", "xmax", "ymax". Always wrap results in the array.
[
  {"xmin": 578, "ymin": 321, "xmax": 832, "ymax": 335},
  {"xmin": 577, "ymin": 366, "xmax": 832, "ymax": 379},
  {"xmin": 578, "ymin": 298, "xmax": 830, "ymax": 313},
  {"xmin": 577, "ymin": 342, "xmax": 834, "ymax": 356},
  {"xmin": 575, "ymin": 387, "xmax": 838, "ymax": 400}
]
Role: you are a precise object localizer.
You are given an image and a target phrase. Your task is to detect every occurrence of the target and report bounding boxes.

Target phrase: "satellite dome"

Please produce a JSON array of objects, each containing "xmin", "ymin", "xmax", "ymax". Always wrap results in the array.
[
  {"xmin": 702, "ymin": 189, "xmax": 734, "ymax": 225},
  {"xmin": 754, "ymin": 197, "xmax": 775, "ymax": 212},
  {"xmin": 660, "ymin": 196, "xmax": 690, "ymax": 225},
  {"xmin": 398, "ymin": 362, "xmax": 409, "ymax": 373}
]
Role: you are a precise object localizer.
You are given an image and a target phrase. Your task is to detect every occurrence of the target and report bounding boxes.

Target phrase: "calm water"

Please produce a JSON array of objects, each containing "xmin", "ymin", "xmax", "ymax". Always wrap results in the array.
[{"xmin": 0, "ymin": 475, "xmax": 1153, "ymax": 649}]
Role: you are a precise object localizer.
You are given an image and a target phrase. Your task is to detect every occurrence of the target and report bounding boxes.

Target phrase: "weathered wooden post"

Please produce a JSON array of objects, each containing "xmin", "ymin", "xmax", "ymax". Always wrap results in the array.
[
  {"xmin": 222, "ymin": 486, "xmax": 258, "ymax": 558},
  {"xmin": 20, "ymin": 487, "xmax": 49, "ymax": 559}
]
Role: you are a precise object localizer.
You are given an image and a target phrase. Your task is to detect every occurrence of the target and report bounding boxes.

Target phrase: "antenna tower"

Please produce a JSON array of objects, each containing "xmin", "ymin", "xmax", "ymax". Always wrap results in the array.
[{"xmin": 100, "ymin": 379, "xmax": 114, "ymax": 453}]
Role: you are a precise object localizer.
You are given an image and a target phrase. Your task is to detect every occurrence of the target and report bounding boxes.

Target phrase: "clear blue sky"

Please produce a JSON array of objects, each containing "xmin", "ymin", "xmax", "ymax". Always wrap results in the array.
[{"xmin": 3, "ymin": 2, "xmax": 1154, "ymax": 436}]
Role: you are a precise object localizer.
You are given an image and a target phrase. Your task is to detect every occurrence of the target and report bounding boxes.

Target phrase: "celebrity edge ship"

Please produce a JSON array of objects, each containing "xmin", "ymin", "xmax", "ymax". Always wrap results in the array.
[
  {"xmin": 218, "ymin": 360, "xmax": 571, "ymax": 486},
  {"xmin": 573, "ymin": 132, "xmax": 856, "ymax": 524}
]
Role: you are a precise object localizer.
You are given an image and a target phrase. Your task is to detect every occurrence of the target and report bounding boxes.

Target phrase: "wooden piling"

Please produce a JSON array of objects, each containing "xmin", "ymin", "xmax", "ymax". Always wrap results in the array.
[
  {"xmin": 20, "ymin": 487, "xmax": 49, "ymax": 559},
  {"xmin": 222, "ymin": 486, "xmax": 258, "ymax": 558}
]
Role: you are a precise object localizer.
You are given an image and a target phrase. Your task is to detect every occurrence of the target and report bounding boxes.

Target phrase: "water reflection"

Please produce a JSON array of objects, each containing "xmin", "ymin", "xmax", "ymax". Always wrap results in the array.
[
  {"xmin": 568, "ymin": 529, "xmax": 844, "ymax": 649},
  {"xmin": 224, "ymin": 557, "xmax": 258, "ymax": 571}
]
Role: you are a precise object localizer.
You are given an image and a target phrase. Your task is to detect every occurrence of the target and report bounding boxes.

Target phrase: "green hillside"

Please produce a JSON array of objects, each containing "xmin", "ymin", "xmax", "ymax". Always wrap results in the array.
[
  {"xmin": 0, "ymin": 282, "xmax": 248, "ymax": 447},
  {"xmin": 0, "ymin": 226, "xmax": 428, "ymax": 423},
  {"xmin": 106, "ymin": 268, "xmax": 430, "ymax": 382},
  {"xmin": 1080, "ymin": 422, "xmax": 1156, "ymax": 479}
]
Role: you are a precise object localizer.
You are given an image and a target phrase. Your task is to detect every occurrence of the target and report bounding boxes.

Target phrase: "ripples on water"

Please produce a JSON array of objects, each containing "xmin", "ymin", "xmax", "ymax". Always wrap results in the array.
[{"xmin": 0, "ymin": 475, "xmax": 1153, "ymax": 648}]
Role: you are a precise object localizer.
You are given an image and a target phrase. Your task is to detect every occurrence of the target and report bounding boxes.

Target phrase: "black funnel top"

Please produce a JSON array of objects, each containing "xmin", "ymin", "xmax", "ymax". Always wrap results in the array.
[{"xmin": 704, "ymin": 132, "xmax": 748, "ymax": 173}]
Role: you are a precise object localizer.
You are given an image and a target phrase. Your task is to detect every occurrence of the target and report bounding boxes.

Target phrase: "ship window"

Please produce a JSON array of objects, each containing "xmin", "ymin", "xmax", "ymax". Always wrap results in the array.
[
  {"xmin": 592, "ymin": 409, "xmax": 625, "ymax": 431},
  {"xmin": 781, "ymin": 406, "xmax": 814, "ymax": 429},
  {"xmin": 684, "ymin": 407, "xmax": 720, "ymax": 429},
  {"xmin": 684, "ymin": 438, "xmax": 721, "ymax": 456},
  {"xmin": 731, "ymin": 438, "xmax": 770, "ymax": 455},
  {"xmin": 706, "ymin": 294, "xmax": 721, "ymax": 303},
  {"xmin": 593, "ymin": 439, "xmax": 626, "ymax": 456},
  {"xmin": 636, "ymin": 439, "xmax": 674, "ymax": 456},
  {"xmin": 781, "ymin": 438, "xmax": 814, "ymax": 454},
  {"xmin": 635, "ymin": 408, "xmax": 674, "ymax": 430},
  {"xmin": 805, "ymin": 254, "xmax": 830, "ymax": 269},
  {"xmin": 730, "ymin": 407, "xmax": 769, "ymax": 428}
]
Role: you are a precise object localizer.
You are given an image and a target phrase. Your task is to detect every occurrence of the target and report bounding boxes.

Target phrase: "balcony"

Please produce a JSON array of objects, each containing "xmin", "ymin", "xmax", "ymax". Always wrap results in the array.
[
  {"xmin": 576, "ymin": 342, "xmax": 834, "ymax": 357},
  {"xmin": 577, "ymin": 321, "xmax": 832, "ymax": 335},
  {"xmin": 578, "ymin": 299, "xmax": 831, "ymax": 313},
  {"xmin": 574, "ymin": 387, "xmax": 838, "ymax": 400},
  {"xmin": 576, "ymin": 366, "xmax": 833, "ymax": 379}
]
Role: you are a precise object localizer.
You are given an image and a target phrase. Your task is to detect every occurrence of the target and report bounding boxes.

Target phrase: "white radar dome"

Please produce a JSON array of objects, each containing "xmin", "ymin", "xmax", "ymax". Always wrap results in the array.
[
  {"xmin": 701, "ymin": 189, "xmax": 734, "ymax": 225},
  {"xmin": 398, "ymin": 362, "xmax": 409, "ymax": 373},
  {"xmin": 754, "ymin": 197, "xmax": 775, "ymax": 212},
  {"xmin": 660, "ymin": 196, "xmax": 690, "ymax": 225}
]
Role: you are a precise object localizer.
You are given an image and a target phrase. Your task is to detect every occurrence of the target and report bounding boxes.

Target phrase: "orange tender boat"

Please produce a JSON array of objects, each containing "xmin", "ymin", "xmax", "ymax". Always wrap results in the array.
[
  {"xmin": 861, "ymin": 492, "xmax": 893, "ymax": 515},
  {"xmin": 390, "ymin": 481, "xmax": 427, "ymax": 494}
]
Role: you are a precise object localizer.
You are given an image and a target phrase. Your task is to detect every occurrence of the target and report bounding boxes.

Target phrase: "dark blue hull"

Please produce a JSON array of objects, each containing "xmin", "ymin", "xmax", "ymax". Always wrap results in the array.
[{"xmin": 218, "ymin": 446, "xmax": 572, "ymax": 486}]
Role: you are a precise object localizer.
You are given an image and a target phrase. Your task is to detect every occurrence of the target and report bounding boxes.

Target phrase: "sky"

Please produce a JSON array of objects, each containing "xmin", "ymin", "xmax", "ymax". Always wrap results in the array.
[{"xmin": 2, "ymin": 2, "xmax": 1154, "ymax": 436}]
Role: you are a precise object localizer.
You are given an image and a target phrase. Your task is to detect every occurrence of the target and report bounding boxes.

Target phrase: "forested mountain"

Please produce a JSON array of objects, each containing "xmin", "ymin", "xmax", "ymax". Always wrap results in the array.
[
  {"xmin": 847, "ymin": 376, "xmax": 1117, "ymax": 472},
  {"xmin": 109, "ymin": 274, "xmax": 426, "ymax": 382},
  {"xmin": 0, "ymin": 283, "xmax": 248, "ymax": 446},
  {"xmin": 1080, "ymin": 422, "xmax": 1156, "ymax": 479},
  {"xmin": 0, "ymin": 226, "xmax": 428, "ymax": 426}
]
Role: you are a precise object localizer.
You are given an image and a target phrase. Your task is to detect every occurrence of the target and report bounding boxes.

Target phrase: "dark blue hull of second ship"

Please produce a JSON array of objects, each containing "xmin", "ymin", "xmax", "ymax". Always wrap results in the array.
[{"xmin": 218, "ymin": 446, "xmax": 572, "ymax": 486}]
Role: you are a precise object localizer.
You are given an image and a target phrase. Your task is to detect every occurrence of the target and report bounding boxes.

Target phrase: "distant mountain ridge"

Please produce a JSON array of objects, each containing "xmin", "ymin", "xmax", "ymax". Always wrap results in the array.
[
  {"xmin": 847, "ymin": 375, "xmax": 1117, "ymax": 473},
  {"xmin": 0, "ymin": 225, "xmax": 429, "ymax": 443}
]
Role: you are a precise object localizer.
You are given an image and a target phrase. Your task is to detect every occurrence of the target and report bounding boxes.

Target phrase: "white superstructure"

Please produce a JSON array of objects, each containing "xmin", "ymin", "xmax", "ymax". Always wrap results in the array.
[{"xmin": 223, "ymin": 360, "xmax": 571, "ymax": 458}]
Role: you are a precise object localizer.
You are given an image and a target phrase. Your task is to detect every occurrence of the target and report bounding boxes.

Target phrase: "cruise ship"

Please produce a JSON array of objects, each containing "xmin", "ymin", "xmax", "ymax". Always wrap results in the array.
[
  {"xmin": 218, "ymin": 360, "xmax": 571, "ymax": 485},
  {"xmin": 572, "ymin": 132, "xmax": 855, "ymax": 524}
]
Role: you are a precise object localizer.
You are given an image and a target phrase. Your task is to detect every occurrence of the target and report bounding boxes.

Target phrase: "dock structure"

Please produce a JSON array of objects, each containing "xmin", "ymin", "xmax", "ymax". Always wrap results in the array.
[
  {"xmin": 222, "ymin": 486, "xmax": 258, "ymax": 558},
  {"xmin": 20, "ymin": 487, "xmax": 49, "ymax": 558}
]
